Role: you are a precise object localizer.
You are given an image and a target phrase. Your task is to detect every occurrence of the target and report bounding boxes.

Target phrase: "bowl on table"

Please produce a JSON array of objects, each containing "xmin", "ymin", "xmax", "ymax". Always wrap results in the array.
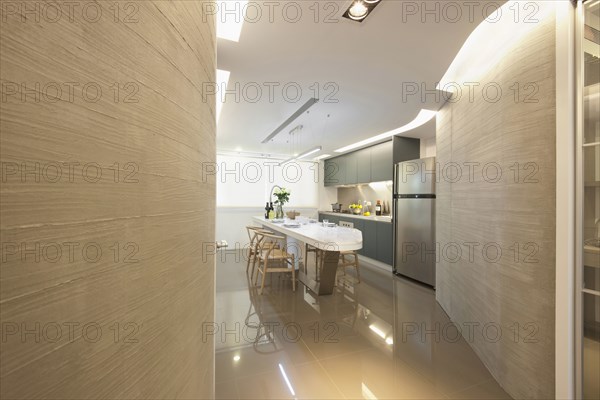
[{"xmin": 286, "ymin": 211, "xmax": 300, "ymax": 220}]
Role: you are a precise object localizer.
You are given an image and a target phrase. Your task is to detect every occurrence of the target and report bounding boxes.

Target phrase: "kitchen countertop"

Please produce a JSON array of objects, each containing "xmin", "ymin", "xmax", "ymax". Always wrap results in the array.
[
  {"xmin": 253, "ymin": 216, "xmax": 362, "ymax": 251},
  {"xmin": 319, "ymin": 211, "xmax": 392, "ymax": 223}
]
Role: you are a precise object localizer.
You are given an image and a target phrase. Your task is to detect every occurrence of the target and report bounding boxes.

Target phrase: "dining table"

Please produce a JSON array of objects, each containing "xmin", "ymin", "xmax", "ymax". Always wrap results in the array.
[{"xmin": 252, "ymin": 216, "xmax": 363, "ymax": 295}]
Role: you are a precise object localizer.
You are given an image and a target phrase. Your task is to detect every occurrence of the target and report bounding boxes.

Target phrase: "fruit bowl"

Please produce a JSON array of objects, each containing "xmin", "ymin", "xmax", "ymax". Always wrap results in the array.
[{"xmin": 286, "ymin": 211, "xmax": 300, "ymax": 220}]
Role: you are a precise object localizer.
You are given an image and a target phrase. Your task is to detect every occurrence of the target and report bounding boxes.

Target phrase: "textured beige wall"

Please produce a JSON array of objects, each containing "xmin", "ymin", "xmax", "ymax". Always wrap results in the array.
[
  {"xmin": 0, "ymin": 1, "xmax": 215, "ymax": 398},
  {"xmin": 436, "ymin": 9, "xmax": 556, "ymax": 400}
]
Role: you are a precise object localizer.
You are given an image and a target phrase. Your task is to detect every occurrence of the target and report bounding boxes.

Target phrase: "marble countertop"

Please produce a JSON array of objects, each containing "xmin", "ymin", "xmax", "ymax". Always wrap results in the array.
[
  {"xmin": 319, "ymin": 211, "xmax": 393, "ymax": 223},
  {"xmin": 253, "ymin": 216, "xmax": 362, "ymax": 251}
]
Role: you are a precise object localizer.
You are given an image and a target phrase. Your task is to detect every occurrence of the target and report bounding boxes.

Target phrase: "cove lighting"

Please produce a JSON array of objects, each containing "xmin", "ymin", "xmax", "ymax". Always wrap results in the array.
[
  {"xmin": 335, "ymin": 109, "xmax": 437, "ymax": 153},
  {"xmin": 314, "ymin": 154, "xmax": 331, "ymax": 161},
  {"xmin": 216, "ymin": 0, "xmax": 247, "ymax": 42},
  {"xmin": 437, "ymin": 1, "xmax": 555, "ymax": 91}
]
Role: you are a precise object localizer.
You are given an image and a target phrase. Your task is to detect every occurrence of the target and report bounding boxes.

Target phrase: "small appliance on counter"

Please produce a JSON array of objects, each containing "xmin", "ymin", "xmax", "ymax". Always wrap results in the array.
[{"xmin": 331, "ymin": 203, "xmax": 343, "ymax": 213}]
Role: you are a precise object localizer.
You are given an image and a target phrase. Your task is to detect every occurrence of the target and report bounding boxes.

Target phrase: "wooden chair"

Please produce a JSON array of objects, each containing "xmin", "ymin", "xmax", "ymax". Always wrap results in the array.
[
  {"xmin": 338, "ymin": 250, "xmax": 360, "ymax": 283},
  {"xmin": 246, "ymin": 226, "xmax": 277, "ymax": 278},
  {"xmin": 254, "ymin": 232, "xmax": 296, "ymax": 295}
]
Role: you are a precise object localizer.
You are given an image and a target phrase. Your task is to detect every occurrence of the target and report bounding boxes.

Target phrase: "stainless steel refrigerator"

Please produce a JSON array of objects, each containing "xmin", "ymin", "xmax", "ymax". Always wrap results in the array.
[{"xmin": 393, "ymin": 157, "xmax": 436, "ymax": 287}]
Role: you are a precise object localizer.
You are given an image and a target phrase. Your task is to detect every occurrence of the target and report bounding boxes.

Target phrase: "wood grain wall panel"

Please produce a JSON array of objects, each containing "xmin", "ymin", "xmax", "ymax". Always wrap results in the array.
[
  {"xmin": 435, "ymin": 12, "xmax": 556, "ymax": 400},
  {"xmin": 0, "ymin": 1, "xmax": 215, "ymax": 398}
]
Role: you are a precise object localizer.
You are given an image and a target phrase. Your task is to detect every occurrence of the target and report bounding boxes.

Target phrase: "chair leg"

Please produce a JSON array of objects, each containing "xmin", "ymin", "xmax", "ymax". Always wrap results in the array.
[
  {"xmin": 354, "ymin": 252, "xmax": 361, "ymax": 283},
  {"xmin": 251, "ymin": 252, "xmax": 259, "ymax": 281},
  {"xmin": 246, "ymin": 249, "xmax": 252, "ymax": 272},
  {"xmin": 260, "ymin": 259, "xmax": 268, "ymax": 295},
  {"xmin": 254, "ymin": 259, "xmax": 261, "ymax": 286},
  {"xmin": 291, "ymin": 255, "xmax": 296, "ymax": 292}
]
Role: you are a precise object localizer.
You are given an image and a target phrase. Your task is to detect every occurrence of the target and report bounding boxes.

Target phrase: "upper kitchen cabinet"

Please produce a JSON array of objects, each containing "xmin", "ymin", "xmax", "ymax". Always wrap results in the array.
[
  {"xmin": 393, "ymin": 137, "xmax": 421, "ymax": 165},
  {"xmin": 345, "ymin": 153, "xmax": 358, "ymax": 185},
  {"xmin": 356, "ymin": 147, "xmax": 371, "ymax": 183},
  {"xmin": 370, "ymin": 141, "xmax": 393, "ymax": 182},
  {"xmin": 324, "ymin": 138, "xmax": 418, "ymax": 186},
  {"xmin": 324, "ymin": 157, "xmax": 345, "ymax": 186}
]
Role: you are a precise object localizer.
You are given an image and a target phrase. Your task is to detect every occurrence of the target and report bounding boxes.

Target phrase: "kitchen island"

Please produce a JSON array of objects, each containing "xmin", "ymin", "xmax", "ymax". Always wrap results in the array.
[{"xmin": 252, "ymin": 216, "xmax": 362, "ymax": 295}]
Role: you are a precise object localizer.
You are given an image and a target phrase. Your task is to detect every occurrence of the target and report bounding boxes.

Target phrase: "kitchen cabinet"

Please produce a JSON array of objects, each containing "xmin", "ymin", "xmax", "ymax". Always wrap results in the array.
[
  {"xmin": 324, "ymin": 157, "xmax": 344, "ymax": 186},
  {"xmin": 362, "ymin": 220, "xmax": 378, "ymax": 259},
  {"xmin": 376, "ymin": 222, "xmax": 393, "ymax": 265},
  {"xmin": 324, "ymin": 140, "xmax": 393, "ymax": 186},
  {"xmin": 370, "ymin": 141, "xmax": 393, "ymax": 182},
  {"xmin": 356, "ymin": 148, "xmax": 371, "ymax": 183},
  {"xmin": 318, "ymin": 213, "xmax": 393, "ymax": 265},
  {"xmin": 344, "ymin": 153, "xmax": 358, "ymax": 185},
  {"xmin": 319, "ymin": 214, "xmax": 339, "ymax": 225}
]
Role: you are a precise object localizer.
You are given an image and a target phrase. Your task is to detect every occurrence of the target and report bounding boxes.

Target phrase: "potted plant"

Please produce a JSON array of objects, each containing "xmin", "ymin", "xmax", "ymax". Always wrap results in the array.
[
  {"xmin": 273, "ymin": 187, "xmax": 291, "ymax": 219},
  {"xmin": 349, "ymin": 203, "xmax": 363, "ymax": 215}
]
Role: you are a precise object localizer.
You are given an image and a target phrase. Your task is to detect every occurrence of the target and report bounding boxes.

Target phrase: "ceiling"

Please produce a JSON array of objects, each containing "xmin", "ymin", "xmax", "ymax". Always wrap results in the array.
[{"xmin": 216, "ymin": 0, "xmax": 489, "ymax": 158}]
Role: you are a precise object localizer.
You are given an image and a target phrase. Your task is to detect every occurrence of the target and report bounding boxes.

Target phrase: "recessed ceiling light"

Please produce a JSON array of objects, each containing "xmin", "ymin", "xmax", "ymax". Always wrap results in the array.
[
  {"xmin": 348, "ymin": 1, "xmax": 368, "ymax": 20},
  {"xmin": 343, "ymin": 0, "xmax": 381, "ymax": 23},
  {"xmin": 233, "ymin": 355, "xmax": 240, "ymax": 362}
]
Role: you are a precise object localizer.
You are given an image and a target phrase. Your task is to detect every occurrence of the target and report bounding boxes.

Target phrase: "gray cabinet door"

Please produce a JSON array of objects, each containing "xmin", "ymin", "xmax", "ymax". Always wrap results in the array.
[
  {"xmin": 345, "ymin": 153, "xmax": 358, "ymax": 185},
  {"xmin": 362, "ymin": 220, "xmax": 378, "ymax": 259},
  {"xmin": 324, "ymin": 157, "xmax": 344, "ymax": 186},
  {"xmin": 319, "ymin": 213, "xmax": 339, "ymax": 224},
  {"xmin": 370, "ymin": 141, "xmax": 393, "ymax": 182},
  {"xmin": 376, "ymin": 222, "xmax": 393, "ymax": 265},
  {"xmin": 356, "ymin": 148, "xmax": 371, "ymax": 183}
]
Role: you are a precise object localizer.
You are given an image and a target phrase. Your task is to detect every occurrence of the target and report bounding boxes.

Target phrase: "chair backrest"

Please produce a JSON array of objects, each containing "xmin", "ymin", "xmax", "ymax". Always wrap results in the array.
[
  {"xmin": 254, "ymin": 231, "xmax": 285, "ymax": 256},
  {"xmin": 246, "ymin": 226, "xmax": 275, "ymax": 252},
  {"xmin": 246, "ymin": 226, "xmax": 260, "ymax": 242}
]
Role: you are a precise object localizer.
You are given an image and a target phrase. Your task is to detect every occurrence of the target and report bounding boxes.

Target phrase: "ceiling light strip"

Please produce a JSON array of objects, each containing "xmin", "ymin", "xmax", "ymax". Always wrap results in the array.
[
  {"xmin": 261, "ymin": 98, "xmax": 319, "ymax": 143},
  {"xmin": 334, "ymin": 109, "xmax": 437, "ymax": 153},
  {"xmin": 279, "ymin": 146, "xmax": 322, "ymax": 165}
]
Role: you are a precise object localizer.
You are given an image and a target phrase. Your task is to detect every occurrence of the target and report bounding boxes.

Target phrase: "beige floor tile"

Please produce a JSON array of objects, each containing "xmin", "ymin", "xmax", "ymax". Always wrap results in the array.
[
  {"xmin": 447, "ymin": 378, "xmax": 512, "ymax": 399},
  {"xmin": 215, "ymin": 379, "xmax": 239, "ymax": 400},
  {"xmin": 235, "ymin": 361, "xmax": 343, "ymax": 399},
  {"xmin": 216, "ymin": 253, "xmax": 507, "ymax": 400},
  {"xmin": 320, "ymin": 348, "xmax": 448, "ymax": 399}
]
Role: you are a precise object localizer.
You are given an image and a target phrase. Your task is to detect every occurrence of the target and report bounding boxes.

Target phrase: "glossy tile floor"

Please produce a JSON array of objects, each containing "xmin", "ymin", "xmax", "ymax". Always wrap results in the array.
[{"xmin": 215, "ymin": 251, "xmax": 511, "ymax": 399}]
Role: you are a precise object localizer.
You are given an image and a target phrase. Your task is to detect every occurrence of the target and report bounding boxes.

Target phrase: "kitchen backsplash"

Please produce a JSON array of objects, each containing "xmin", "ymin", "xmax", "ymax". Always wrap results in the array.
[{"xmin": 337, "ymin": 181, "xmax": 393, "ymax": 215}]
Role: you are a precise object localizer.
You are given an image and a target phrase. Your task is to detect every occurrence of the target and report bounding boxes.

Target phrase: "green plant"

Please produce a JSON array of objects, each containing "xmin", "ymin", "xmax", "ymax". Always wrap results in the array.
[{"xmin": 273, "ymin": 187, "xmax": 290, "ymax": 205}]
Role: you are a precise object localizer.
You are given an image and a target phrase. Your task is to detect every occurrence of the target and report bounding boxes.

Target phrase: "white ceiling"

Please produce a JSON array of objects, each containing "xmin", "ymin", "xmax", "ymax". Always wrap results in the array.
[{"xmin": 217, "ymin": 0, "xmax": 488, "ymax": 157}]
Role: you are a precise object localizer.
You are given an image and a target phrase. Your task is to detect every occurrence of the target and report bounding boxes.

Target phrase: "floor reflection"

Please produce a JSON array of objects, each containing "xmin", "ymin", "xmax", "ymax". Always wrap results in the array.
[{"xmin": 215, "ymin": 250, "xmax": 510, "ymax": 399}]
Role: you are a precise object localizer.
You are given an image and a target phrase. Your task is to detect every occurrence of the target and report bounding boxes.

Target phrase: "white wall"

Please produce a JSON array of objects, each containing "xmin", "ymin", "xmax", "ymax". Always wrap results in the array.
[
  {"xmin": 216, "ymin": 154, "xmax": 321, "ymax": 246},
  {"xmin": 420, "ymin": 137, "xmax": 436, "ymax": 158}
]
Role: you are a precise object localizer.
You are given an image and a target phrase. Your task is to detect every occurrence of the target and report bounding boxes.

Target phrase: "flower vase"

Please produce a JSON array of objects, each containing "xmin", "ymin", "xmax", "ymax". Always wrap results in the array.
[{"xmin": 275, "ymin": 203, "xmax": 284, "ymax": 219}]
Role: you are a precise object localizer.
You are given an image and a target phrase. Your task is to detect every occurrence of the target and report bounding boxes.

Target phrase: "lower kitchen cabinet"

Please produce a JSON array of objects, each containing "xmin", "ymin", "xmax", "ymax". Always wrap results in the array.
[
  {"xmin": 318, "ymin": 214, "xmax": 393, "ymax": 265},
  {"xmin": 362, "ymin": 220, "xmax": 378, "ymax": 259},
  {"xmin": 376, "ymin": 222, "xmax": 393, "ymax": 265}
]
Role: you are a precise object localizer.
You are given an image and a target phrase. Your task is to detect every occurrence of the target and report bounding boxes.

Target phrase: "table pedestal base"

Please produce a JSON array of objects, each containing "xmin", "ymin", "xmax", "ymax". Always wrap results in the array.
[{"xmin": 297, "ymin": 250, "xmax": 339, "ymax": 295}]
